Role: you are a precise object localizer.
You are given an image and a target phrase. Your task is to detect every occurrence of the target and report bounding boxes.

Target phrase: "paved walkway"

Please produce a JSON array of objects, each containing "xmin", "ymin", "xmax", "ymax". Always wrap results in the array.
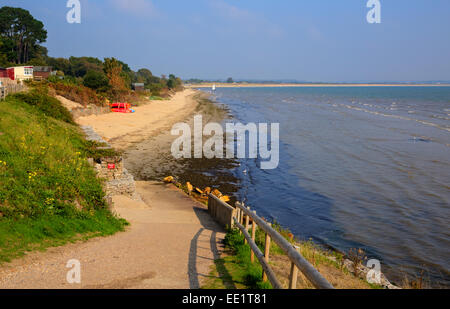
[{"xmin": 0, "ymin": 182, "xmax": 226, "ymax": 289}]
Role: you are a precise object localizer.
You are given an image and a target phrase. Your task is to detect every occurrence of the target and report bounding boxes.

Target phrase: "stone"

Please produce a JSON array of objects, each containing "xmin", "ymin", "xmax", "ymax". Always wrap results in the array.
[
  {"xmin": 219, "ymin": 195, "xmax": 230, "ymax": 202},
  {"xmin": 164, "ymin": 176, "xmax": 174, "ymax": 183},
  {"xmin": 212, "ymin": 189, "xmax": 222, "ymax": 198},
  {"xmin": 186, "ymin": 182, "xmax": 193, "ymax": 194},
  {"xmin": 195, "ymin": 187, "xmax": 203, "ymax": 194}
]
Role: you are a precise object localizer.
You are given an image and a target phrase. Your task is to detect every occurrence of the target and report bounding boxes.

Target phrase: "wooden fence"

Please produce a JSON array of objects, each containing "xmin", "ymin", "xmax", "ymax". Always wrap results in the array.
[
  {"xmin": 0, "ymin": 84, "xmax": 26, "ymax": 100},
  {"xmin": 207, "ymin": 194, "xmax": 334, "ymax": 289}
]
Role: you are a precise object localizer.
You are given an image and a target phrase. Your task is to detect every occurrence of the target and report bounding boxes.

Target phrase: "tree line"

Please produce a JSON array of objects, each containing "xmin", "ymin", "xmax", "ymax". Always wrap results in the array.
[{"xmin": 0, "ymin": 6, "xmax": 183, "ymax": 97}]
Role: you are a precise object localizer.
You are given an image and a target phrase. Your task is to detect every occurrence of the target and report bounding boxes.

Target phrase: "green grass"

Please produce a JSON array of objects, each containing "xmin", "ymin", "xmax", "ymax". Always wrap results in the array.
[
  {"xmin": 11, "ymin": 89, "xmax": 75, "ymax": 125},
  {"xmin": 0, "ymin": 210, "xmax": 127, "ymax": 263},
  {"xmin": 149, "ymin": 96, "xmax": 166, "ymax": 101},
  {"xmin": 202, "ymin": 229, "xmax": 272, "ymax": 289},
  {"xmin": 205, "ymin": 223, "xmax": 382, "ymax": 289},
  {"xmin": 0, "ymin": 90, "xmax": 127, "ymax": 263}
]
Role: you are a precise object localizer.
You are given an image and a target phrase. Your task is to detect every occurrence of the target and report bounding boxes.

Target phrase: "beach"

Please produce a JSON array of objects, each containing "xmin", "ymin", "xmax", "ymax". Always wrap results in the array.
[
  {"xmin": 76, "ymin": 88, "xmax": 237, "ymax": 188},
  {"xmin": 77, "ymin": 89, "xmax": 200, "ymax": 150}
]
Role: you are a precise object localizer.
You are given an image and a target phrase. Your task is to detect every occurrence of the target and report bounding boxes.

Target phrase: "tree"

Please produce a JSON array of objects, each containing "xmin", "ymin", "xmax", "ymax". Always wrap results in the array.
[
  {"xmin": 135, "ymin": 68, "xmax": 153, "ymax": 84},
  {"xmin": 103, "ymin": 57, "xmax": 129, "ymax": 100},
  {"xmin": 167, "ymin": 74, "xmax": 183, "ymax": 90},
  {"xmin": 167, "ymin": 78, "xmax": 175, "ymax": 89},
  {"xmin": 0, "ymin": 37, "xmax": 10, "ymax": 66},
  {"xmin": 0, "ymin": 7, "xmax": 47, "ymax": 64},
  {"xmin": 83, "ymin": 70, "xmax": 110, "ymax": 92},
  {"xmin": 227, "ymin": 77, "xmax": 234, "ymax": 83},
  {"xmin": 46, "ymin": 57, "xmax": 71, "ymax": 74},
  {"xmin": 68, "ymin": 56, "xmax": 103, "ymax": 77}
]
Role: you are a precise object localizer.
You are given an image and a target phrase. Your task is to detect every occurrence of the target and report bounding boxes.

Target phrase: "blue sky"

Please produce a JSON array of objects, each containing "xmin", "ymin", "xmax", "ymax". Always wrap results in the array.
[{"xmin": 2, "ymin": 0, "xmax": 450, "ymax": 82}]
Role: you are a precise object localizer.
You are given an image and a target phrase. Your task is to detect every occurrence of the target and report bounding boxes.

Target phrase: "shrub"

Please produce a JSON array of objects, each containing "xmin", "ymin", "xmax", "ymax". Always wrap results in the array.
[
  {"xmin": 83, "ymin": 70, "xmax": 110, "ymax": 92},
  {"xmin": 147, "ymin": 83, "xmax": 163, "ymax": 97},
  {"xmin": 11, "ymin": 90, "xmax": 75, "ymax": 124},
  {"xmin": 49, "ymin": 81, "xmax": 104, "ymax": 107}
]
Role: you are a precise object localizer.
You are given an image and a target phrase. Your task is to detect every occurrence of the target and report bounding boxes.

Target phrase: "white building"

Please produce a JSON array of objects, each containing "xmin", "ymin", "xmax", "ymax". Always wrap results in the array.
[{"xmin": 7, "ymin": 66, "xmax": 34, "ymax": 82}]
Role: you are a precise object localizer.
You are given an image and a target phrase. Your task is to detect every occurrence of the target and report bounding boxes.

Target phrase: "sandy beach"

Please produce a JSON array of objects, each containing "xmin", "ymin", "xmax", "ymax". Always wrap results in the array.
[
  {"xmin": 76, "ymin": 87, "xmax": 235, "ymax": 189},
  {"xmin": 76, "ymin": 89, "xmax": 199, "ymax": 150}
]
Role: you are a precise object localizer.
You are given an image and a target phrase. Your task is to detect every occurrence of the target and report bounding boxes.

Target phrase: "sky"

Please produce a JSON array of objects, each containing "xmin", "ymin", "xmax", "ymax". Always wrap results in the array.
[{"xmin": 2, "ymin": 0, "xmax": 450, "ymax": 82}]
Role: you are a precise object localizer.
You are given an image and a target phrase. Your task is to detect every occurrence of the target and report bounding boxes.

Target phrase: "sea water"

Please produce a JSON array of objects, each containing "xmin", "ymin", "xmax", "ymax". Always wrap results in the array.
[{"xmin": 207, "ymin": 86, "xmax": 450, "ymax": 287}]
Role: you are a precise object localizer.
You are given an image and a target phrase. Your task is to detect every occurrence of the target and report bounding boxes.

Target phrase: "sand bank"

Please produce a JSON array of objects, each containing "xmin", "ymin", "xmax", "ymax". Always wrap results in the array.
[{"xmin": 76, "ymin": 89, "xmax": 199, "ymax": 150}]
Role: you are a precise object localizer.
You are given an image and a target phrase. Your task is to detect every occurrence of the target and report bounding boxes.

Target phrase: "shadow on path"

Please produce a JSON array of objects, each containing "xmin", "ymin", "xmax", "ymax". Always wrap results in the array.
[{"xmin": 188, "ymin": 206, "xmax": 235, "ymax": 289}]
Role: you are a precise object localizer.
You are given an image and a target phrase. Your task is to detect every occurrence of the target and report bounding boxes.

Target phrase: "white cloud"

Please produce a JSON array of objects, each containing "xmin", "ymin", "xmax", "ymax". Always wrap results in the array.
[
  {"xmin": 210, "ymin": 0, "xmax": 251, "ymax": 20},
  {"xmin": 110, "ymin": 0, "xmax": 157, "ymax": 17},
  {"xmin": 209, "ymin": 0, "xmax": 284, "ymax": 38}
]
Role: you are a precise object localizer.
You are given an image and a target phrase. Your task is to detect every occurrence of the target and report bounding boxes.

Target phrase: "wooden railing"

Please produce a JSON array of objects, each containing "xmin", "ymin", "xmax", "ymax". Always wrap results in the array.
[{"xmin": 207, "ymin": 193, "xmax": 334, "ymax": 289}]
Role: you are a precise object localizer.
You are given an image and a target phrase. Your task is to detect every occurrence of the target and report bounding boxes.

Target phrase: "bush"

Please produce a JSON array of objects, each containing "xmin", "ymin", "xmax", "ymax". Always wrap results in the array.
[
  {"xmin": 49, "ymin": 80, "xmax": 105, "ymax": 106},
  {"xmin": 11, "ymin": 90, "xmax": 75, "ymax": 124},
  {"xmin": 83, "ymin": 70, "xmax": 110, "ymax": 92},
  {"xmin": 147, "ymin": 83, "xmax": 163, "ymax": 96}
]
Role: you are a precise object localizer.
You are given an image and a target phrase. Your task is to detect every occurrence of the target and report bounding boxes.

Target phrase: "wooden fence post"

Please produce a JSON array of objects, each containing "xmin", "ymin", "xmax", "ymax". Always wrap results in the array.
[
  {"xmin": 262, "ymin": 232, "xmax": 271, "ymax": 282},
  {"xmin": 289, "ymin": 245, "xmax": 301, "ymax": 289},
  {"xmin": 244, "ymin": 207, "xmax": 250, "ymax": 244},
  {"xmin": 237, "ymin": 208, "xmax": 242, "ymax": 234},
  {"xmin": 251, "ymin": 210, "xmax": 256, "ymax": 263}
]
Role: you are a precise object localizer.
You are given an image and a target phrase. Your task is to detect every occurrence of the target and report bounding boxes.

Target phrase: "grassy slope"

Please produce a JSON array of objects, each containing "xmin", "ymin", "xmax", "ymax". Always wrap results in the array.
[
  {"xmin": 203, "ymin": 228, "xmax": 379, "ymax": 289},
  {"xmin": 203, "ymin": 229, "xmax": 272, "ymax": 289},
  {"xmin": 0, "ymin": 91, "xmax": 127, "ymax": 263}
]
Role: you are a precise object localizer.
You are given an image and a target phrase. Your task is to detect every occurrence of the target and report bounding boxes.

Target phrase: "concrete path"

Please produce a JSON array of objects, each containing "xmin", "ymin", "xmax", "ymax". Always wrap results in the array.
[{"xmin": 0, "ymin": 182, "xmax": 226, "ymax": 289}]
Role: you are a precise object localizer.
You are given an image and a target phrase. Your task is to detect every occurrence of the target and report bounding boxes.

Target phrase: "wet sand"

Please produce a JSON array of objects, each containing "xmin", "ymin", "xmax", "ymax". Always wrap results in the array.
[{"xmin": 123, "ymin": 93, "xmax": 241, "ymax": 203}]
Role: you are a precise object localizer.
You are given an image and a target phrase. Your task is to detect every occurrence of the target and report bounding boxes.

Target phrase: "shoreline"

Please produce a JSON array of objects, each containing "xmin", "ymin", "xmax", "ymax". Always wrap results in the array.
[
  {"xmin": 76, "ymin": 88, "xmax": 405, "ymax": 288},
  {"xmin": 77, "ymin": 88, "xmax": 404, "ymax": 288},
  {"xmin": 188, "ymin": 83, "xmax": 450, "ymax": 88}
]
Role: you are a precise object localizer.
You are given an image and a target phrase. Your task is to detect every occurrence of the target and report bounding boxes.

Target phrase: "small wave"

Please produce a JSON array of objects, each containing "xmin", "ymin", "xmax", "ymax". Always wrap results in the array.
[
  {"xmin": 340, "ymin": 104, "xmax": 450, "ymax": 133},
  {"xmin": 431, "ymin": 115, "xmax": 450, "ymax": 121},
  {"xmin": 409, "ymin": 137, "xmax": 432, "ymax": 143}
]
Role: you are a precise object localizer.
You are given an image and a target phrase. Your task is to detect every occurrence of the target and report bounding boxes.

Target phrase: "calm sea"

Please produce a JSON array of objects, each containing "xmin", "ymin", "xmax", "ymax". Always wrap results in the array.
[{"xmin": 206, "ymin": 86, "xmax": 450, "ymax": 287}]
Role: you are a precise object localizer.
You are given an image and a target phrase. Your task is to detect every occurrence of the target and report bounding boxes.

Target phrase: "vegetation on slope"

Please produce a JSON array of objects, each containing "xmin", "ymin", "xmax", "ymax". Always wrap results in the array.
[
  {"xmin": 203, "ymin": 226, "xmax": 379, "ymax": 289},
  {"xmin": 203, "ymin": 229, "xmax": 272, "ymax": 289},
  {"xmin": 0, "ymin": 91, "xmax": 127, "ymax": 263}
]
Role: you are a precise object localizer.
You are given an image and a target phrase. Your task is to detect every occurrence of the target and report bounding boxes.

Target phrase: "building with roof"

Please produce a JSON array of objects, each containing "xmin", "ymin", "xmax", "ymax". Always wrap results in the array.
[
  {"xmin": 0, "ymin": 67, "xmax": 7, "ymax": 78},
  {"xmin": 132, "ymin": 83, "xmax": 145, "ymax": 92},
  {"xmin": 7, "ymin": 66, "xmax": 34, "ymax": 82},
  {"xmin": 33, "ymin": 66, "xmax": 53, "ymax": 80}
]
